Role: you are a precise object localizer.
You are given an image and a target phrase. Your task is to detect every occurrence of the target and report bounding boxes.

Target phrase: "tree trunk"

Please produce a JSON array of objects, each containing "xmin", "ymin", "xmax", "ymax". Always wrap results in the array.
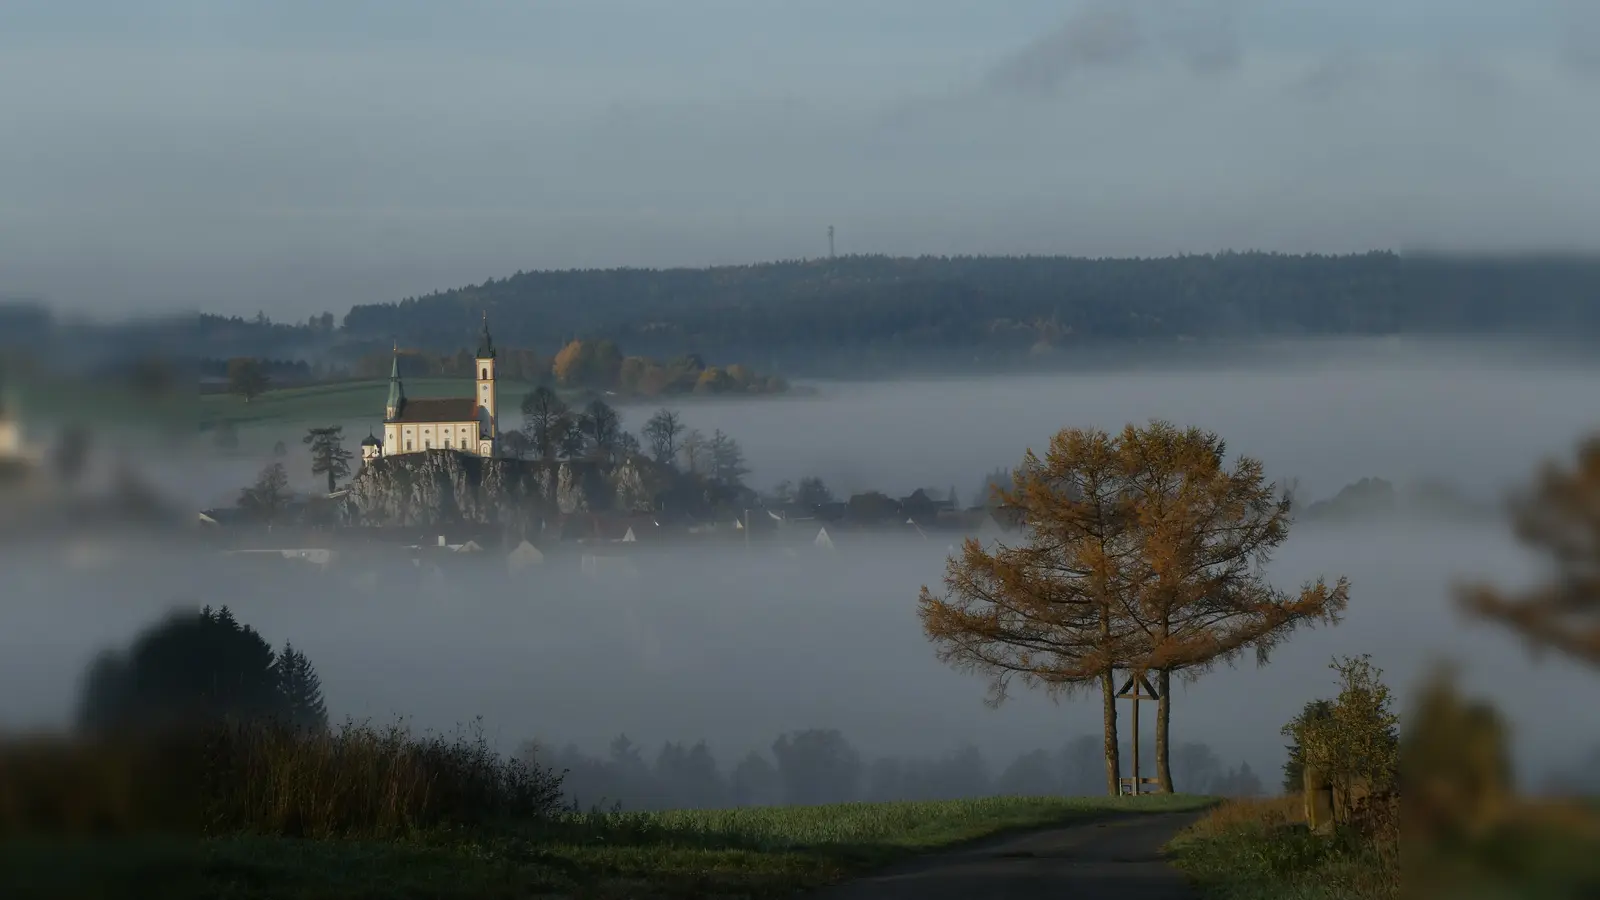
[
  {"xmin": 1156, "ymin": 668, "xmax": 1175, "ymax": 793},
  {"xmin": 326, "ymin": 469, "xmax": 336, "ymax": 494},
  {"xmin": 1101, "ymin": 669, "xmax": 1121, "ymax": 796}
]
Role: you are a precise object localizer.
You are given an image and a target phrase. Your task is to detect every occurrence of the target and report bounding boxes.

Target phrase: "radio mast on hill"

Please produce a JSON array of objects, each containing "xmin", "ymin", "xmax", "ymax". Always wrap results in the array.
[{"xmin": 828, "ymin": 225, "xmax": 835, "ymax": 259}]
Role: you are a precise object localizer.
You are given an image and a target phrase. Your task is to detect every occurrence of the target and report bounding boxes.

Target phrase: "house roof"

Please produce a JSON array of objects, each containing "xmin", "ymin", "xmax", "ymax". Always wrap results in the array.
[{"xmin": 389, "ymin": 397, "xmax": 478, "ymax": 424}]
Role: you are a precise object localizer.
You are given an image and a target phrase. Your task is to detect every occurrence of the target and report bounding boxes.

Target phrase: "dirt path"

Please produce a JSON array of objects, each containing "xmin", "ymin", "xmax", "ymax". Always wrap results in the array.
[{"xmin": 809, "ymin": 811, "xmax": 1205, "ymax": 900}]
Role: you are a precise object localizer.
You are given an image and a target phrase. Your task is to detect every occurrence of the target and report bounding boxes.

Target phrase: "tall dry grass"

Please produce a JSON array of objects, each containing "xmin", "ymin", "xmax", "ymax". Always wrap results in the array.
[{"xmin": 0, "ymin": 718, "xmax": 567, "ymax": 840}]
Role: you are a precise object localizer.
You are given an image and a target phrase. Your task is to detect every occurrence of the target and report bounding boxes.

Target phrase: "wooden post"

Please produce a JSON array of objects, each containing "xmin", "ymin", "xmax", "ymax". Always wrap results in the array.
[
  {"xmin": 1304, "ymin": 764, "xmax": 1335, "ymax": 835},
  {"xmin": 1116, "ymin": 672, "xmax": 1161, "ymax": 796}
]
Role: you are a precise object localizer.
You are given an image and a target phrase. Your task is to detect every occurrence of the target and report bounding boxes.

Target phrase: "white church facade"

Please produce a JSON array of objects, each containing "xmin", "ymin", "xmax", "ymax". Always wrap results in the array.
[{"xmin": 362, "ymin": 315, "xmax": 500, "ymax": 461}]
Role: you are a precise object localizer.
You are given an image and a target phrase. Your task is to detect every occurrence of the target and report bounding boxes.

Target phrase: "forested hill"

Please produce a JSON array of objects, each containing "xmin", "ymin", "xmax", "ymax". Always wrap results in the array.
[{"xmin": 191, "ymin": 252, "xmax": 1600, "ymax": 376}]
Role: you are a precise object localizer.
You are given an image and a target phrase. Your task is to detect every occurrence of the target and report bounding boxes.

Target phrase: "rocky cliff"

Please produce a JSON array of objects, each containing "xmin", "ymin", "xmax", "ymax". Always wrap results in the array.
[{"xmin": 344, "ymin": 451, "xmax": 665, "ymax": 528}]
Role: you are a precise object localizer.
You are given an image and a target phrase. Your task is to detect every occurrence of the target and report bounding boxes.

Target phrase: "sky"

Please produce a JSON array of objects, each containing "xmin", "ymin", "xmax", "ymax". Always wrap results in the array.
[{"xmin": 2, "ymin": 0, "xmax": 1598, "ymax": 319}]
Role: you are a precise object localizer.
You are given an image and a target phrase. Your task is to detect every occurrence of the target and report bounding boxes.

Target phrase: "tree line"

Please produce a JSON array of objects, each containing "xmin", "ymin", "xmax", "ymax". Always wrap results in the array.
[
  {"xmin": 218, "ymin": 340, "xmax": 786, "ymax": 403},
  {"xmin": 311, "ymin": 253, "xmax": 1600, "ymax": 376},
  {"xmin": 537, "ymin": 729, "xmax": 1263, "ymax": 813}
]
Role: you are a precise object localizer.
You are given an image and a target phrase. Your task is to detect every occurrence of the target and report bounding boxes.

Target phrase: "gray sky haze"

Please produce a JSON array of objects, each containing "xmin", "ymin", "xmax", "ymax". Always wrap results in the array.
[{"xmin": 3, "ymin": 1, "xmax": 1597, "ymax": 318}]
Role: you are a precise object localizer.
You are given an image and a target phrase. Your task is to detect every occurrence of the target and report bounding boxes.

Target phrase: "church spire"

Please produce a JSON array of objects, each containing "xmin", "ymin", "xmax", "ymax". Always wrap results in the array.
[
  {"xmin": 477, "ymin": 310, "xmax": 495, "ymax": 359},
  {"xmin": 385, "ymin": 343, "xmax": 405, "ymax": 421}
]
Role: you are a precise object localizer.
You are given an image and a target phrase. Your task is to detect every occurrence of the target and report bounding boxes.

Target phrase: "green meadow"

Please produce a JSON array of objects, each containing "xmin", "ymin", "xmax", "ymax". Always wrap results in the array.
[{"xmin": 6, "ymin": 794, "xmax": 1213, "ymax": 900}]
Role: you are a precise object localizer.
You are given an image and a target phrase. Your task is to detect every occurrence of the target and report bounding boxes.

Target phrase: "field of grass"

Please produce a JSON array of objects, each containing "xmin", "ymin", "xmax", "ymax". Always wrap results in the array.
[
  {"xmin": 4, "ymin": 794, "xmax": 1212, "ymax": 899},
  {"xmin": 1169, "ymin": 795, "xmax": 1600, "ymax": 900},
  {"xmin": 2, "ymin": 720, "xmax": 1213, "ymax": 899},
  {"xmin": 200, "ymin": 378, "xmax": 547, "ymax": 431},
  {"xmin": 1168, "ymin": 796, "xmax": 1396, "ymax": 900}
]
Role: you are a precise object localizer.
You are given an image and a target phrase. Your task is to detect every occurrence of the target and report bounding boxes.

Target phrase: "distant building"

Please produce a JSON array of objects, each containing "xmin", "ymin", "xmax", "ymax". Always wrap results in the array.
[{"xmin": 362, "ymin": 313, "xmax": 501, "ymax": 461}]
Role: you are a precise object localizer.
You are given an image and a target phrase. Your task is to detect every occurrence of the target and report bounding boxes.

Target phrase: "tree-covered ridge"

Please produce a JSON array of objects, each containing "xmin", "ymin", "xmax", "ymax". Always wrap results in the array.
[{"xmin": 329, "ymin": 252, "xmax": 1600, "ymax": 375}]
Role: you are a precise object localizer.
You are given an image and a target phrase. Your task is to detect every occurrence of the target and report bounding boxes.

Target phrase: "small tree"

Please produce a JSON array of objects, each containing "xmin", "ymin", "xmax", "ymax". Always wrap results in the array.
[
  {"xmin": 679, "ymin": 428, "xmax": 708, "ymax": 475},
  {"xmin": 615, "ymin": 430, "xmax": 642, "ymax": 459},
  {"xmin": 643, "ymin": 409, "xmax": 684, "ymax": 467},
  {"xmin": 708, "ymin": 429, "xmax": 748, "ymax": 486},
  {"xmin": 796, "ymin": 476, "xmax": 833, "ymax": 509},
  {"xmin": 1284, "ymin": 655, "xmax": 1400, "ymax": 818},
  {"xmin": 521, "ymin": 386, "xmax": 569, "ymax": 461},
  {"xmin": 227, "ymin": 357, "xmax": 269, "ymax": 402},
  {"xmin": 238, "ymin": 462, "xmax": 291, "ymax": 523},
  {"xmin": 584, "ymin": 398, "xmax": 623, "ymax": 462},
  {"xmin": 303, "ymin": 426, "xmax": 353, "ymax": 493},
  {"xmin": 1282, "ymin": 699, "xmax": 1336, "ymax": 793},
  {"xmin": 558, "ymin": 413, "xmax": 587, "ymax": 459},
  {"xmin": 273, "ymin": 643, "xmax": 329, "ymax": 733}
]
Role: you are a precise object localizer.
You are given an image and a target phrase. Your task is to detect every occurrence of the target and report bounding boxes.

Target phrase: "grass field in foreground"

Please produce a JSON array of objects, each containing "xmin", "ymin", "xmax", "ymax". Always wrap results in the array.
[
  {"xmin": 1169, "ymin": 795, "xmax": 1600, "ymax": 900},
  {"xmin": 5, "ymin": 794, "xmax": 1213, "ymax": 900}
]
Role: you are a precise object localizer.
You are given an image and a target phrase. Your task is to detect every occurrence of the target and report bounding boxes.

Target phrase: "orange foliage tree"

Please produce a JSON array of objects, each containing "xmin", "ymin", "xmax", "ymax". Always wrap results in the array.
[
  {"xmin": 919, "ymin": 422, "xmax": 1349, "ymax": 795},
  {"xmin": 1460, "ymin": 435, "xmax": 1600, "ymax": 667}
]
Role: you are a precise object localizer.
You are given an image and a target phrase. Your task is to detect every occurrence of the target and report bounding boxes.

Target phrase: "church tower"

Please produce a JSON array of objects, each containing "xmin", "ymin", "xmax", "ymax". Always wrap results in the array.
[
  {"xmin": 475, "ymin": 312, "xmax": 498, "ymax": 457},
  {"xmin": 384, "ymin": 346, "xmax": 405, "ymax": 421}
]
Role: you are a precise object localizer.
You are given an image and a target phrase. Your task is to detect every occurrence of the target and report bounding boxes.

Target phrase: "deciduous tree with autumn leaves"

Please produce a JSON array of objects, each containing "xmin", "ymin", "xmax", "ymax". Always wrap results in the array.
[
  {"xmin": 1460, "ymin": 435, "xmax": 1600, "ymax": 668},
  {"xmin": 918, "ymin": 421, "xmax": 1351, "ymax": 795}
]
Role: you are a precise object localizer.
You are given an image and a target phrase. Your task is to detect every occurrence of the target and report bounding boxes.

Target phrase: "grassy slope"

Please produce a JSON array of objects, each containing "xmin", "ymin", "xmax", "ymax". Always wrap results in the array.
[
  {"xmin": 1167, "ymin": 797, "xmax": 1395, "ymax": 900},
  {"xmin": 6, "ymin": 794, "xmax": 1212, "ymax": 900},
  {"xmin": 1169, "ymin": 796, "xmax": 1600, "ymax": 900},
  {"xmin": 200, "ymin": 379, "xmax": 544, "ymax": 430}
]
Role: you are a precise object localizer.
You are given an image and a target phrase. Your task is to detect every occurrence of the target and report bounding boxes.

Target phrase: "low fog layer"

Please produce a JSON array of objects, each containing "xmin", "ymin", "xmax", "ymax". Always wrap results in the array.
[
  {"xmin": 173, "ymin": 340, "xmax": 1597, "ymax": 510},
  {"xmin": 0, "ymin": 519, "xmax": 1592, "ymax": 789},
  {"xmin": 5, "ymin": 342, "xmax": 1598, "ymax": 789}
]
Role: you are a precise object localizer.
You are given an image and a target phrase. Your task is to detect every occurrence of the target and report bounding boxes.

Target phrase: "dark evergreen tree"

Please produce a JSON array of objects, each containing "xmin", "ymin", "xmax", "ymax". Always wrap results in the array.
[
  {"xmin": 273, "ymin": 643, "xmax": 329, "ymax": 733},
  {"xmin": 78, "ymin": 606, "xmax": 280, "ymax": 733},
  {"xmin": 303, "ymin": 426, "xmax": 353, "ymax": 493}
]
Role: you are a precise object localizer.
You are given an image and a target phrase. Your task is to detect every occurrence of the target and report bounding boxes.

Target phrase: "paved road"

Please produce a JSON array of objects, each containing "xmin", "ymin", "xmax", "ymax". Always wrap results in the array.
[{"xmin": 810, "ymin": 811, "xmax": 1205, "ymax": 900}]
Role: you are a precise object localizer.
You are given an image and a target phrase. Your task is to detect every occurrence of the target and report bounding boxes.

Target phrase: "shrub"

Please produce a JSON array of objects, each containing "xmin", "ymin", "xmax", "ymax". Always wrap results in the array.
[{"xmin": 0, "ymin": 718, "xmax": 567, "ymax": 840}]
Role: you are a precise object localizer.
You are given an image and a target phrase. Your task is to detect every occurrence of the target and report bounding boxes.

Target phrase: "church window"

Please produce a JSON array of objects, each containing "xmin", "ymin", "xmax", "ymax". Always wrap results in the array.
[
  {"xmin": 406, "ymin": 441, "xmax": 412, "ymax": 451},
  {"xmin": 481, "ymin": 367, "xmax": 488, "ymax": 379}
]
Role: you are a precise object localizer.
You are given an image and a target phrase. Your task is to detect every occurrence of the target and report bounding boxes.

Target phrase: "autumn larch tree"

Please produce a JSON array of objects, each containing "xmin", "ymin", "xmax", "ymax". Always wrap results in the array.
[
  {"xmin": 1460, "ymin": 434, "xmax": 1600, "ymax": 667},
  {"xmin": 919, "ymin": 428, "xmax": 1147, "ymax": 795},
  {"xmin": 919, "ymin": 423, "xmax": 1349, "ymax": 796},
  {"xmin": 1110, "ymin": 422, "xmax": 1349, "ymax": 792},
  {"xmin": 303, "ymin": 426, "xmax": 353, "ymax": 493}
]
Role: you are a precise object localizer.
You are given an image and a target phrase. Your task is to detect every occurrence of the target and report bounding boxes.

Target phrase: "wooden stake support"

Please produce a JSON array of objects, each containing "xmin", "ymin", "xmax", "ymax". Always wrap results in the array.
[{"xmin": 1116, "ymin": 672, "xmax": 1162, "ymax": 795}]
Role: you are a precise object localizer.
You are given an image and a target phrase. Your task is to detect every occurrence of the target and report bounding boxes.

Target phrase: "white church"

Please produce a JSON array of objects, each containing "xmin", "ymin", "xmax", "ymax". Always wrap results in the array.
[{"xmin": 361, "ymin": 314, "xmax": 500, "ymax": 461}]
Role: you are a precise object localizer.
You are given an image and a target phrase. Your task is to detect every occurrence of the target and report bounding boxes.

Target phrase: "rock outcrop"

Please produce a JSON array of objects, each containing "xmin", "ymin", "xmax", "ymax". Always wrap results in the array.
[{"xmin": 345, "ymin": 451, "xmax": 667, "ymax": 528}]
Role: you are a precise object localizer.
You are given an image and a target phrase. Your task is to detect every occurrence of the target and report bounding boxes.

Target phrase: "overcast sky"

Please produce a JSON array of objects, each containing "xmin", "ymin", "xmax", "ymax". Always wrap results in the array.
[{"xmin": 3, "ymin": 0, "xmax": 1598, "ymax": 319}]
